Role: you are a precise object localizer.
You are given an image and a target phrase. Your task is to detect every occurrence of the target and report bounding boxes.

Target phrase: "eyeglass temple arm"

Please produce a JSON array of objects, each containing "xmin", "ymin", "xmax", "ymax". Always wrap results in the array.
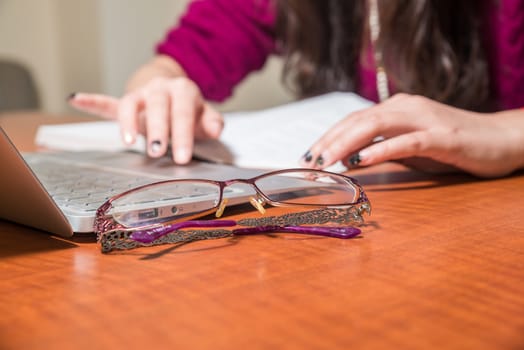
[
  {"xmin": 130, "ymin": 220, "xmax": 236, "ymax": 243},
  {"xmin": 130, "ymin": 203, "xmax": 370, "ymax": 244},
  {"xmin": 130, "ymin": 220, "xmax": 361, "ymax": 244},
  {"xmin": 232, "ymin": 225, "xmax": 361, "ymax": 239}
]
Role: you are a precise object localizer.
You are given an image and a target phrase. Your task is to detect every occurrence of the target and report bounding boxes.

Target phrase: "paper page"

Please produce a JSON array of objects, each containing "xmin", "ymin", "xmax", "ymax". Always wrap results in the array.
[
  {"xmin": 35, "ymin": 92, "xmax": 373, "ymax": 171},
  {"xmin": 193, "ymin": 92, "xmax": 374, "ymax": 171},
  {"xmin": 35, "ymin": 121, "xmax": 146, "ymax": 152}
]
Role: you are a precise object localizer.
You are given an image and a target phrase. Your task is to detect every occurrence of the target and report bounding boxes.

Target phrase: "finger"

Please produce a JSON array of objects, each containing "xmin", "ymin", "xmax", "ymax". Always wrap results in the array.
[
  {"xmin": 381, "ymin": 92, "xmax": 412, "ymax": 106},
  {"xmin": 143, "ymin": 86, "xmax": 170, "ymax": 157},
  {"xmin": 356, "ymin": 131, "xmax": 444, "ymax": 166},
  {"xmin": 169, "ymin": 79, "xmax": 201, "ymax": 164},
  {"xmin": 194, "ymin": 104, "xmax": 224, "ymax": 140},
  {"xmin": 118, "ymin": 92, "xmax": 144, "ymax": 145},
  {"xmin": 297, "ymin": 112, "xmax": 380, "ymax": 169},
  {"xmin": 68, "ymin": 93, "xmax": 119, "ymax": 119},
  {"xmin": 298, "ymin": 102, "xmax": 390, "ymax": 168},
  {"xmin": 304, "ymin": 94, "xmax": 439, "ymax": 168},
  {"xmin": 305, "ymin": 108, "xmax": 427, "ymax": 169}
]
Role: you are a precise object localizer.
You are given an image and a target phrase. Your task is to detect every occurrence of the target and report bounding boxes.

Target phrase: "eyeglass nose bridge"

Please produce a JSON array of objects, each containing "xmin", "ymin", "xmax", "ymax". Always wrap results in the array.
[{"xmin": 214, "ymin": 179, "xmax": 267, "ymax": 218}]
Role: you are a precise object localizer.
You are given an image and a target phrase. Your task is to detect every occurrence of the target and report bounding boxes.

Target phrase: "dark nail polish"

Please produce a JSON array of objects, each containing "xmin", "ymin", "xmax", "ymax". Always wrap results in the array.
[
  {"xmin": 67, "ymin": 92, "xmax": 77, "ymax": 101},
  {"xmin": 150, "ymin": 140, "xmax": 162, "ymax": 154},
  {"xmin": 316, "ymin": 155, "xmax": 324, "ymax": 166},
  {"xmin": 348, "ymin": 153, "xmax": 361, "ymax": 166},
  {"xmin": 302, "ymin": 150, "xmax": 313, "ymax": 163}
]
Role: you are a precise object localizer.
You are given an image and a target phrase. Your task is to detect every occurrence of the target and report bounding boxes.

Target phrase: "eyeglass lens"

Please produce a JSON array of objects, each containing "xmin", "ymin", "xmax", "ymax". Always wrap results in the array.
[
  {"xmin": 107, "ymin": 170, "xmax": 359, "ymax": 228},
  {"xmin": 109, "ymin": 180, "xmax": 222, "ymax": 227},
  {"xmin": 254, "ymin": 170, "xmax": 358, "ymax": 205}
]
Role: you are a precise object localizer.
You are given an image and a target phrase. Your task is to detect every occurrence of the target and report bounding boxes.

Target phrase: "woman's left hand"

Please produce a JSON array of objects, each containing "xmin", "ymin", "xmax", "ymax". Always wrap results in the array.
[{"xmin": 301, "ymin": 93, "xmax": 524, "ymax": 178}]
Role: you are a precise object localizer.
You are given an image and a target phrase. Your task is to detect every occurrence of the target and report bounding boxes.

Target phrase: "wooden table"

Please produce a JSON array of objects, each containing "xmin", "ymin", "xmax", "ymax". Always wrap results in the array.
[{"xmin": 1, "ymin": 113, "xmax": 523, "ymax": 350}]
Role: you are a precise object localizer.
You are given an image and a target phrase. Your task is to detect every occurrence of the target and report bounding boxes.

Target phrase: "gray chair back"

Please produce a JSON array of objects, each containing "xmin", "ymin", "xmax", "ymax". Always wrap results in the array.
[{"xmin": 0, "ymin": 60, "xmax": 40, "ymax": 111}]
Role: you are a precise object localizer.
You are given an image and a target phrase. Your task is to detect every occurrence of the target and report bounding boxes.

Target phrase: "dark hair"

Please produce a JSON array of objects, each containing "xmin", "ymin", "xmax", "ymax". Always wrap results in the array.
[{"xmin": 275, "ymin": 0, "xmax": 492, "ymax": 111}]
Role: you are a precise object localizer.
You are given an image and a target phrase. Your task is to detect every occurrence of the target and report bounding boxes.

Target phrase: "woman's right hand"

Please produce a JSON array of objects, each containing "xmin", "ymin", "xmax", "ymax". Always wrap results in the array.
[{"xmin": 68, "ymin": 56, "xmax": 224, "ymax": 164}]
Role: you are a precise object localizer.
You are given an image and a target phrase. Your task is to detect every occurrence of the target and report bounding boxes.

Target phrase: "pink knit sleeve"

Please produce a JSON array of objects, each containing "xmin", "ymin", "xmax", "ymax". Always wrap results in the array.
[
  {"xmin": 484, "ymin": 0, "xmax": 524, "ymax": 110},
  {"xmin": 156, "ymin": 0, "xmax": 277, "ymax": 102}
]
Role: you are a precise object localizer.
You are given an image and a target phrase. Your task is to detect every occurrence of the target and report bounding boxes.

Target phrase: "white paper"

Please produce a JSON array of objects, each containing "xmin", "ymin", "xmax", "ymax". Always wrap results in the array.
[
  {"xmin": 35, "ymin": 92, "xmax": 373, "ymax": 170},
  {"xmin": 194, "ymin": 92, "xmax": 374, "ymax": 171},
  {"xmin": 35, "ymin": 121, "xmax": 146, "ymax": 152}
]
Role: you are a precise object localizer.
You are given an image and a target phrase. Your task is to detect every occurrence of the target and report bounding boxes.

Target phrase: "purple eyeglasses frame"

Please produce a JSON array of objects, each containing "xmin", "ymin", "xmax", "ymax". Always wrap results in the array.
[{"xmin": 94, "ymin": 168, "xmax": 371, "ymax": 253}]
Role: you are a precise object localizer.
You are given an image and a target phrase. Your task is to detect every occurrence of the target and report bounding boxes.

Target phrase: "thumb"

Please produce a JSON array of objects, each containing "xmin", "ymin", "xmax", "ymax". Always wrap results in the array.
[{"xmin": 195, "ymin": 104, "xmax": 224, "ymax": 140}]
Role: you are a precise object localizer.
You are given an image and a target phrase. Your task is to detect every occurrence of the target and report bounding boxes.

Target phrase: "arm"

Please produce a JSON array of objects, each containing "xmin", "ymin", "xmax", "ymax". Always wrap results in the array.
[
  {"xmin": 69, "ymin": 57, "xmax": 220, "ymax": 164},
  {"xmin": 69, "ymin": 0, "xmax": 276, "ymax": 164},
  {"xmin": 156, "ymin": 0, "xmax": 276, "ymax": 102},
  {"xmin": 301, "ymin": 94, "xmax": 524, "ymax": 178},
  {"xmin": 125, "ymin": 55, "xmax": 187, "ymax": 92}
]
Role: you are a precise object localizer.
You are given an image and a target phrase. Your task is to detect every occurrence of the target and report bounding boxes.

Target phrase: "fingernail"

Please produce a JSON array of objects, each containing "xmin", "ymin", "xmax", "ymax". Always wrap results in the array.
[
  {"xmin": 302, "ymin": 150, "xmax": 313, "ymax": 163},
  {"xmin": 348, "ymin": 153, "xmax": 361, "ymax": 166},
  {"xmin": 123, "ymin": 132, "xmax": 134, "ymax": 145},
  {"xmin": 150, "ymin": 140, "xmax": 163, "ymax": 155},
  {"xmin": 315, "ymin": 155, "xmax": 325, "ymax": 167},
  {"xmin": 211, "ymin": 120, "xmax": 223, "ymax": 136},
  {"xmin": 357, "ymin": 149, "xmax": 370, "ymax": 164},
  {"xmin": 67, "ymin": 92, "xmax": 77, "ymax": 101},
  {"xmin": 175, "ymin": 147, "xmax": 191, "ymax": 164}
]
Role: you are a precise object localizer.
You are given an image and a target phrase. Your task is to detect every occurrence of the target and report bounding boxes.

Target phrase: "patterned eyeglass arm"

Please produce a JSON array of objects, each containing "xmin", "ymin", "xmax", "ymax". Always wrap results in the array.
[
  {"xmin": 129, "ymin": 201, "xmax": 370, "ymax": 243},
  {"xmin": 232, "ymin": 225, "xmax": 361, "ymax": 238},
  {"xmin": 238, "ymin": 201, "xmax": 371, "ymax": 227},
  {"xmin": 98, "ymin": 201, "xmax": 371, "ymax": 253},
  {"xmin": 99, "ymin": 223, "xmax": 362, "ymax": 254}
]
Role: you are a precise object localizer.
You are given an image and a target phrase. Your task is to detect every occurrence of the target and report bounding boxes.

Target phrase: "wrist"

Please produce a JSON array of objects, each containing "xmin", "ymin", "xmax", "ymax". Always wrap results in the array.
[
  {"xmin": 152, "ymin": 55, "xmax": 187, "ymax": 77},
  {"xmin": 125, "ymin": 55, "xmax": 187, "ymax": 92},
  {"xmin": 492, "ymin": 109, "xmax": 524, "ymax": 172}
]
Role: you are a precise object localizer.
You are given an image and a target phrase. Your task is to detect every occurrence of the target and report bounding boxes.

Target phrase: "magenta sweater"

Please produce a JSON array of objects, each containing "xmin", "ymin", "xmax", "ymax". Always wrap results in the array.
[{"xmin": 157, "ymin": 0, "xmax": 524, "ymax": 110}]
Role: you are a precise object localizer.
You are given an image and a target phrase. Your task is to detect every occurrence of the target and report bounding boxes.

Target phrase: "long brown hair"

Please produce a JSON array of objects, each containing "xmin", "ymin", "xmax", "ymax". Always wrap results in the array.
[{"xmin": 275, "ymin": 0, "xmax": 491, "ymax": 111}]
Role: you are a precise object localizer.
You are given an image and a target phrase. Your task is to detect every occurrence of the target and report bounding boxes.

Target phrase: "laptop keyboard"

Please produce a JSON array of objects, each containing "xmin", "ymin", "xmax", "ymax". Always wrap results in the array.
[{"xmin": 29, "ymin": 161, "xmax": 158, "ymax": 212}]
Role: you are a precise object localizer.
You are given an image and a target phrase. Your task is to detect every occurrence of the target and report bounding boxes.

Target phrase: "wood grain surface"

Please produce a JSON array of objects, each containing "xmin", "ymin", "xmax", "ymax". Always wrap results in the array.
[{"xmin": 1, "ymin": 113, "xmax": 523, "ymax": 350}]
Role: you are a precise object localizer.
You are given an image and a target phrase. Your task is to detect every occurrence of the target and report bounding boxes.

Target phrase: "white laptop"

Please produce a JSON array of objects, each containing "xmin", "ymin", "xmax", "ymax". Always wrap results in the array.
[{"xmin": 0, "ymin": 127, "xmax": 266, "ymax": 237}]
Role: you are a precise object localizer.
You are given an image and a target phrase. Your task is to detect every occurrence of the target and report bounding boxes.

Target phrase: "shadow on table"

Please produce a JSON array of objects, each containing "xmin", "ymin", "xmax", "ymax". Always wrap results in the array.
[
  {"xmin": 351, "ymin": 164, "xmax": 524, "ymax": 192},
  {"xmin": 114, "ymin": 220, "xmax": 382, "ymax": 260},
  {"xmin": 0, "ymin": 220, "xmax": 78, "ymax": 258}
]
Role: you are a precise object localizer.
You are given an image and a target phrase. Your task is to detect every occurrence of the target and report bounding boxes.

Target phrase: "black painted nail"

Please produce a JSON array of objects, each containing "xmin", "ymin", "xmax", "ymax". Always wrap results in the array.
[
  {"xmin": 150, "ymin": 140, "xmax": 162, "ymax": 154},
  {"xmin": 348, "ymin": 153, "xmax": 361, "ymax": 166},
  {"xmin": 67, "ymin": 92, "xmax": 77, "ymax": 101},
  {"xmin": 316, "ymin": 155, "xmax": 324, "ymax": 166},
  {"xmin": 302, "ymin": 150, "xmax": 313, "ymax": 163}
]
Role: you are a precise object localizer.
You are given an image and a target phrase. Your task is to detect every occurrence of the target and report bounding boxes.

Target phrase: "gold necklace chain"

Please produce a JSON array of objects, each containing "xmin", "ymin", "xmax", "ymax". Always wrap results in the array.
[{"xmin": 368, "ymin": 0, "xmax": 390, "ymax": 102}]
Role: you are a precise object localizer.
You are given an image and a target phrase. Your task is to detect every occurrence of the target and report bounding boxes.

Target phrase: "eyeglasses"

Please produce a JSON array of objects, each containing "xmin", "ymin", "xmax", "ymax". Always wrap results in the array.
[{"xmin": 94, "ymin": 168, "xmax": 371, "ymax": 253}]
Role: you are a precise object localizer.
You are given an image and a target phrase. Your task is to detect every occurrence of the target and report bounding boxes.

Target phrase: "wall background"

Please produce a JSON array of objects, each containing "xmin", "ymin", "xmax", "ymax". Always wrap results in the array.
[{"xmin": 0, "ymin": 0, "xmax": 292, "ymax": 114}]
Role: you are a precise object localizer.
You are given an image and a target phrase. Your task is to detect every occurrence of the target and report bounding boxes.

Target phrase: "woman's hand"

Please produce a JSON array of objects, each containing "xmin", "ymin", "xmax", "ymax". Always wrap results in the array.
[
  {"xmin": 68, "ymin": 55, "xmax": 224, "ymax": 164},
  {"xmin": 301, "ymin": 93, "xmax": 524, "ymax": 178}
]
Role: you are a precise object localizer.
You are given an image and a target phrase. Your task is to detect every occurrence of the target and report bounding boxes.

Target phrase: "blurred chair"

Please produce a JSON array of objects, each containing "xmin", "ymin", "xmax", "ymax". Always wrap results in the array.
[{"xmin": 0, "ymin": 59, "xmax": 40, "ymax": 111}]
